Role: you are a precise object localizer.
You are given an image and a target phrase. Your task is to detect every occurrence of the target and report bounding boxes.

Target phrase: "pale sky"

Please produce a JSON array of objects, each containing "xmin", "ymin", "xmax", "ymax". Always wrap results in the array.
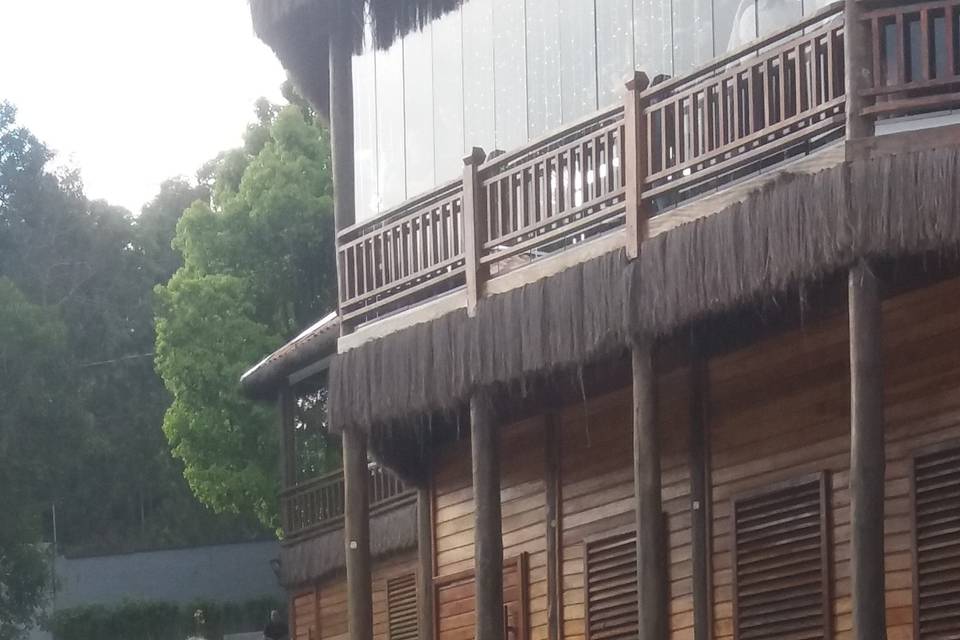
[{"xmin": 0, "ymin": 0, "xmax": 287, "ymax": 213}]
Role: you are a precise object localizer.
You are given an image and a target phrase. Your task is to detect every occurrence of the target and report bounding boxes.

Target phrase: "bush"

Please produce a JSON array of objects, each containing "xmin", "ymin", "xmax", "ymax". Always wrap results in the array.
[{"xmin": 47, "ymin": 597, "xmax": 283, "ymax": 640}]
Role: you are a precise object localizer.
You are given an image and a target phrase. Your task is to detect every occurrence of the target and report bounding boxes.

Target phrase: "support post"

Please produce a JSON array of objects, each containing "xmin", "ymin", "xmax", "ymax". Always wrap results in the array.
[
  {"xmin": 343, "ymin": 428, "xmax": 373, "ymax": 640},
  {"xmin": 849, "ymin": 261, "xmax": 886, "ymax": 640},
  {"xmin": 463, "ymin": 147, "xmax": 487, "ymax": 316},
  {"xmin": 278, "ymin": 387, "xmax": 297, "ymax": 490},
  {"xmin": 329, "ymin": 0, "xmax": 355, "ymax": 233},
  {"xmin": 471, "ymin": 389, "xmax": 504, "ymax": 640},
  {"xmin": 632, "ymin": 339, "xmax": 666, "ymax": 640},
  {"xmin": 544, "ymin": 414, "xmax": 563, "ymax": 640},
  {"xmin": 844, "ymin": 0, "xmax": 874, "ymax": 142},
  {"xmin": 624, "ymin": 71, "xmax": 650, "ymax": 260},
  {"xmin": 689, "ymin": 338, "xmax": 712, "ymax": 640},
  {"xmin": 417, "ymin": 473, "xmax": 435, "ymax": 640}
]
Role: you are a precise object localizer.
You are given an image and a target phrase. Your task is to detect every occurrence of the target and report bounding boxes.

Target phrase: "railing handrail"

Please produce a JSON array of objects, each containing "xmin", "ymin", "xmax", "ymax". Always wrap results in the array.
[
  {"xmin": 641, "ymin": 0, "xmax": 844, "ymax": 102},
  {"xmin": 278, "ymin": 467, "xmax": 344, "ymax": 498},
  {"xmin": 337, "ymin": 176, "xmax": 463, "ymax": 242}
]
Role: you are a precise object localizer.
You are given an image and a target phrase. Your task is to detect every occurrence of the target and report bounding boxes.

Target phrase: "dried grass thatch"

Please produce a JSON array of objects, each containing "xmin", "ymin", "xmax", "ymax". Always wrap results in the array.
[
  {"xmin": 328, "ymin": 146, "xmax": 960, "ymax": 434},
  {"xmin": 249, "ymin": 0, "xmax": 461, "ymax": 116},
  {"xmin": 278, "ymin": 497, "xmax": 417, "ymax": 588}
]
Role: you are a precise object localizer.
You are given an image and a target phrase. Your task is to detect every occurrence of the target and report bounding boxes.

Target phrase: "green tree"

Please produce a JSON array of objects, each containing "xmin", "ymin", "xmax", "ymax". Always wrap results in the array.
[{"xmin": 156, "ymin": 105, "xmax": 338, "ymax": 527}]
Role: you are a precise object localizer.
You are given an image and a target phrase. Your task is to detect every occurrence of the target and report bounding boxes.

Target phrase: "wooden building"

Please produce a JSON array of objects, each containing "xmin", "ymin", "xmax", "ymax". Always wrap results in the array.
[{"xmin": 242, "ymin": 1, "xmax": 960, "ymax": 639}]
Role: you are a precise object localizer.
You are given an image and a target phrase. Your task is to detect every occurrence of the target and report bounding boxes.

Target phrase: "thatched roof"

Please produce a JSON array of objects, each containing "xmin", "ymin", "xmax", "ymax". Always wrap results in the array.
[
  {"xmin": 242, "ymin": 312, "xmax": 339, "ymax": 398},
  {"xmin": 249, "ymin": 0, "xmax": 462, "ymax": 116},
  {"xmin": 328, "ymin": 145, "xmax": 960, "ymax": 434}
]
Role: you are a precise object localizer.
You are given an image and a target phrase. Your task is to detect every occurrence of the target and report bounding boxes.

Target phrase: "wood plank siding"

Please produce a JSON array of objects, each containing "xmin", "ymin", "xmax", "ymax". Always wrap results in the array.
[{"xmin": 296, "ymin": 274, "xmax": 960, "ymax": 640}]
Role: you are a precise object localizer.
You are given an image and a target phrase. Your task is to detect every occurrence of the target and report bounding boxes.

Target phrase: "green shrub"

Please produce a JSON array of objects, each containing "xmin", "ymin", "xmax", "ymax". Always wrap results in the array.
[{"xmin": 47, "ymin": 597, "xmax": 283, "ymax": 640}]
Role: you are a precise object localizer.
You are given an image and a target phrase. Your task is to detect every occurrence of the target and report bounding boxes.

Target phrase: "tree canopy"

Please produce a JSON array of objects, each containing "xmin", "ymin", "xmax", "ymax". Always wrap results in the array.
[{"xmin": 155, "ymin": 103, "xmax": 339, "ymax": 528}]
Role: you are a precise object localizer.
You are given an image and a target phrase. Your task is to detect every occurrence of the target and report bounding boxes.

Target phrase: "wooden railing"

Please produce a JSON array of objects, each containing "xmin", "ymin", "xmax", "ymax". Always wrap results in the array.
[
  {"xmin": 642, "ymin": 3, "xmax": 846, "ymax": 204},
  {"xmin": 862, "ymin": 0, "xmax": 960, "ymax": 117},
  {"xmin": 280, "ymin": 464, "xmax": 410, "ymax": 540},
  {"xmin": 335, "ymin": 0, "xmax": 960, "ymax": 331}
]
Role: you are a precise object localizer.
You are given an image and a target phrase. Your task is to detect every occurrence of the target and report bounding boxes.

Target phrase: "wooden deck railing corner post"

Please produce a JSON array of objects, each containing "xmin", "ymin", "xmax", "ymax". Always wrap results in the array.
[
  {"xmin": 845, "ymin": 0, "xmax": 875, "ymax": 145},
  {"xmin": 624, "ymin": 71, "xmax": 650, "ymax": 260},
  {"xmin": 463, "ymin": 146, "xmax": 488, "ymax": 317}
]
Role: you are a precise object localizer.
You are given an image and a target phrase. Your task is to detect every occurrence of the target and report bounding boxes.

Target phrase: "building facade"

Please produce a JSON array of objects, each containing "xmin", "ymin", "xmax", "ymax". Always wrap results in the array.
[{"xmin": 245, "ymin": 1, "xmax": 960, "ymax": 640}]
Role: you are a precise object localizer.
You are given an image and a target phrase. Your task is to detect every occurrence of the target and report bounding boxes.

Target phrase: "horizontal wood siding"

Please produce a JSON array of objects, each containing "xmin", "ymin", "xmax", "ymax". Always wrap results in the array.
[
  {"xmin": 558, "ymin": 364, "xmax": 692, "ymax": 640},
  {"xmin": 293, "ymin": 588, "xmax": 317, "ymax": 640},
  {"xmin": 433, "ymin": 417, "xmax": 547, "ymax": 640}
]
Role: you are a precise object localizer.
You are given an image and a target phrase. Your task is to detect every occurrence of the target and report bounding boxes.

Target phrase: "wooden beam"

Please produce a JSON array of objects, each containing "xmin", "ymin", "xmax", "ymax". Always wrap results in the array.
[
  {"xmin": 849, "ymin": 261, "xmax": 886, "ymax": 640},
  {"xmin": 624, "ymin": 71, "xmax": 650, "ymax": 260},
  {"xmin": 689, "ymin": 338, "xmax": 712, "ymax": 640},
  {"xmin": 343, "ymin": 428, "xmax": 373, "ymax": 640},
  {"xmin": 471, "ymin": 389, "xmax": 504, "ymax": 640},
  {"xmin": 844, "ymin": 0, "xmax": 875, "ymax": 142},
  {"xmin": 632, "ymin": 339, "xmax": 666, "ymax": 640},
  {"xmin": 279, "ymin": 387, "xmax": 297, "ymax": 490},
  {"xmin": 417, "ymin": 468, "xmax": 435, "ymax": 640},
  {"xmin": 463, "ymin": 147, "xmax": 487, "ymax": 317},
  {"xmin": 544, "ymin": 414, "xmax": 563, "ymax": 640},
  {"xmin": 329, "ymin": 0, "xmax": 355, "ymax": 233}
]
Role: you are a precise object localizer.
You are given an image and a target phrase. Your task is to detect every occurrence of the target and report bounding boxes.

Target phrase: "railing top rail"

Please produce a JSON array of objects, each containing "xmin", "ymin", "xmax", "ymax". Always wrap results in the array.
[
  {"xmin": 337, "ymin": 176, "xmax": 463, "ymax": 242},
  {"xmin": 641, "ymin": 0, "xmax": 844, "ymax": 102},
  {"xmin": 279, "ymin": 467, "xmax": 344, "ymax": 497},
  {"xmin": 478, "ymin": 103, "xmax": 625, "ymax": 173}
]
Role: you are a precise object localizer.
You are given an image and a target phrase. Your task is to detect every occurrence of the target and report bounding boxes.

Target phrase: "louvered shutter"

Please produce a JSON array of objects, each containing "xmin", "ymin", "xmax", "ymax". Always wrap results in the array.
[
  {"xmin": 292, "ymin": 589, "xmax": 317, "ymax": 640},
  {"xmin": 913, "ymin": 445, "xmax": 960, "ymax": 639},
  {"xmin": 732, "ymin": 473, "xmax": 830, "ymax": 640},
  {"xmin": 387, "ymin": 573, "xmax": 419, "ymax": 640},
  {"xmin": 584, "ymin": 529, "xmax": 638, "ymax": 640}
]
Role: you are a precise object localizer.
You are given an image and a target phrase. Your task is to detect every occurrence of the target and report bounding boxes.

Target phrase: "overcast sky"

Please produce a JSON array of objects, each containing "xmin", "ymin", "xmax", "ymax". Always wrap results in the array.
[{"xmin": 1, "ymin": 0, "xmax": 287, "ymax": 213}]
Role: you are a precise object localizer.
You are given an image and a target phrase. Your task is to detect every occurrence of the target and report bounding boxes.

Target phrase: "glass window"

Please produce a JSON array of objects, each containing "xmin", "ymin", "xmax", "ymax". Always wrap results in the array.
[
  {"xmin": 353, "ymin": 22, "xmax": 379, "ymax": 222},
  {"xmin": 757, "ymin": 0, "xmax": 803, "ymax": 36},
  {"xmin": 673, "ymin": 0, "xmax": 714, "ymax": 74},
  {"xmin": 717, "ymin": 0, "xmax": 757, "ymax": 53},
  {"xmin": 494, "ymin": 0, "xmax": 528, "ymax": 151},
  {"xmin": 432, "ymin": 9, "xmax": 465, "ymax": 182},
  {"xmin": 462, "ymin": 0, "xmax": 495, "ymax": 152},
  {"xmin": 376, "ymin": 40, "xmax": 406, "ymax": 211},
  {"xmin": 560, "ymin": 0, "xmax": 598, "ymax": 121},
  {"xmin": 636, "ymin": 0, "xmax": 674, "ymax": 78},
  {"xmin": 404, "ymin": 26, "xmax": 435, "ymax": 198},
  {"xmin": 526, "ymin": 0, "xmax": 562, "ymax": 138},
  {"xmin": 597, "ymin": 0, "xmax": 635, "ymax": 106}
]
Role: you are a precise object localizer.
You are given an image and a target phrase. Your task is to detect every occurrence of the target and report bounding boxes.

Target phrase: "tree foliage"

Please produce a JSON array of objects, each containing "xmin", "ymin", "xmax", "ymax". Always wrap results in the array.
[{"xmin": 155, "ymin": 104, "xmax": 338, "ymax": 528}]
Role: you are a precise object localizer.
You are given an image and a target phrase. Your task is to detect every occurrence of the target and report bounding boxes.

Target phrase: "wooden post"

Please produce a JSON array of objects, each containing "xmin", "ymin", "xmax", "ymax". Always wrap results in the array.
[
  {"xmin": 624, "ymin": 71, "xmax": 650, "ymax": 260},
  {"xmin": 471, "ymin": 389, "xmax": 504, "ymax": 640},
  {"xmin": 278, "ymin": 387, "xmax": 297, "ymax": 490},
  {"xmin": 417, "ymin": 473, "xmax": 435, "ymax": 640},
  {"xmin": 849, "ymin": 261, "xmax": 886, "ymax": 640},
  {"xmin": 329, "ymin": 0, "xmax": 355, "ymax": 233},
  {"xmin": 844, "ymin": 0, "xmax": 874, "ymax": 142},
  {"xmin": 689, "ymin": 339, "xmax": 712, "ymax": 640},
  {"xmin": 343, "ymin": 428, "xmax": 373, "ymax": 640},
  {"xmin": 632, "ymin": 339, "xmax": 665, "ymax": 640},
  {"xmin": 544, "ymin": 415, "xmax": 563, "ymax": 640},
  {"xmin": 463, "ymin": 147, "xmax": 487, "ymax": 316}
]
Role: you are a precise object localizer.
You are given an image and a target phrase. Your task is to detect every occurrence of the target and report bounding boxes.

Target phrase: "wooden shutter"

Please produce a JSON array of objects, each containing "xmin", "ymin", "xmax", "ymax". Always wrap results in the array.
[
  {"xmin": 387, "ymin": 573, "xmax": 419, "ymax": 640},
  {"xmin": 433, "ymin": 554, "xmax": 528, "ymax": 640},
  {"xmin": 732, "ymin": 473, "xmax": 830, "ymax": 640},
  {"xmin": 292, "ymin": 589, "xmax": 317, "ymax": 640},
  {"xmin": 913, "ymin": 444, "xmax": 960, "ymax": 639},
  {"xmin": 584, "ymin": 529, "xmax": 638, "ymax": 640}
]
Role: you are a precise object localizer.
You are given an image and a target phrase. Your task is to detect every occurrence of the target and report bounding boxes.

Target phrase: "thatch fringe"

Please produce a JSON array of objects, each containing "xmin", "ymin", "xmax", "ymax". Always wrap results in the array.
[
  {"xmin": 279, "ymin": 498, "xmax": 417, "ymax": 588},
  {"xmin": 329, "ymin": 146, "xmax": 960, "ymax": 433}
]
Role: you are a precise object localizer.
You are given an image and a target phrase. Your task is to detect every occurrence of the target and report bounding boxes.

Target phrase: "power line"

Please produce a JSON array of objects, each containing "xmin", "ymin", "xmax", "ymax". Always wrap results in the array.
[{"xmin": 75, "ymin": 352, "xmax": 155, "ymax": 369}]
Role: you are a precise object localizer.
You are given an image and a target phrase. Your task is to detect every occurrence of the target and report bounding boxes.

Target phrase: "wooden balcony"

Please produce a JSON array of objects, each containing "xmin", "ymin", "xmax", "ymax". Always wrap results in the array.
[
  {"xmin": 280, "ymin": 464, "xmax": 412, "ymax": 541},
  {"xmin": 336, "ymin": 0, "xmax": 960, "ymax": 333}
]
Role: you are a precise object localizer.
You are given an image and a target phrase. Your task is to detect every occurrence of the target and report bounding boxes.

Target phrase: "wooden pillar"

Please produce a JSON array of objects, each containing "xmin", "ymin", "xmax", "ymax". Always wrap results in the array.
[
  {"xmin": 463, "ymin": 147, "xmax": 487, "ymax": 316},
  {"xmin": 689, "ymin": 340, "xmax": 712, "ymax": 640},
  {"xmin": 278, "ymin": 387, "xmax": 297, "ymax": 489},
  {"xmin": 471, "ymin": 389, "xmax": 504, "ymax": 640},
  {"xmin": 632, "ymin": 340, "xmax": 666, "ymax": 640},
  {"xmin": 844, "ymin": 0, "xmax": 874, "ymax": 141},
  {"xmin": 624, "ymin": 71, "xmax": 650, "ymax": 259},
  {"xmin": 329, "ymin": 0, "xmax": 355, "ymax": 232},
  {"xmin": 849, "ymin": 261, "xmax": 886, "ymax": 640},
  {"xmin": 343, "ymin": 428, "xmax": 373, "ymax": 640},
  {"xmin": 544, "ymin": 415, "xmax": 563, "ymax": 640},
  {"xmin": 417, "ymin": 474, "xmax": 435, "ymax": 640}
]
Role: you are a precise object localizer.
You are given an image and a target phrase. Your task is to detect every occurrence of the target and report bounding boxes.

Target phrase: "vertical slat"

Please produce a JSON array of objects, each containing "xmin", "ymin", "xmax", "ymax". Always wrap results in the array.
[
  {"xmin": 947, "ymin": 5, "xmax": 957, "ymax": 78},
  {"xmin": 897, "ymin": 13, "xmax": 907, "ymax": 86},
  {"xmin": 921, "ymin": 9, "xmax": 932, "ymax": 81}
]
